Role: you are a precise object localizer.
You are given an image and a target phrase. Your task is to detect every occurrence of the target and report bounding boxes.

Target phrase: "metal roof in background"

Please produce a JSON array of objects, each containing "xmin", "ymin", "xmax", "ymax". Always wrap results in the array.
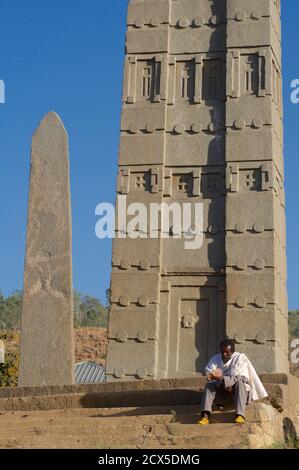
[{"xmin": 75, "ymin": 361, "xmax": 106, "ymax": 384}]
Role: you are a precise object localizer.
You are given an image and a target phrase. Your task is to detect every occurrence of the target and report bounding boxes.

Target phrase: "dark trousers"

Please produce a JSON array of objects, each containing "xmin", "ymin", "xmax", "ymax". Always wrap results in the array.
[{"xmin": 201, "ymin": 376, "xmax": 249, "ymax": 418}]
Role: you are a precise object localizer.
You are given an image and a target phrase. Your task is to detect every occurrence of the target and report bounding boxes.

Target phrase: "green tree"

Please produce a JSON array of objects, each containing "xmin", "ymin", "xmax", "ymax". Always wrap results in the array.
[
  {"xmin": 0, "ymin": 289, "xmax": 108, "ymax": 330},
  {"xmin": 0, "ymin": 290, "xmax": 22, "ymax": 331},
  {"xmin": 105, "ymin": 288, "xmax": 111, "ymax": 309},
  {"xmin": 0, "ymin": 351, "xmax": 19, "ymax": 387},
  {"xmin": 73, "ymin": 291, "xmax": 108, "ymax": 328},
  {"xmin": 289, "ymin": 310, "xmax": 299, "ymax": 339}
]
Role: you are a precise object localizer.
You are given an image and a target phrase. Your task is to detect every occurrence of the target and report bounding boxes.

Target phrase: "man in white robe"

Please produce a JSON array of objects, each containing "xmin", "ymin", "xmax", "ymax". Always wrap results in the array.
[{"xmin": 198, "ymin": 339, "xmax": 268, "ymax": 425}]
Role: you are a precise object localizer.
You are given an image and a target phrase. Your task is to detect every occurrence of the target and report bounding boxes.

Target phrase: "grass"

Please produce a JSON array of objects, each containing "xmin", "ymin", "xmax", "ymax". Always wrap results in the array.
[
  {"xmin": 265, "ymin": 439, "xmax": 298, "ymax": 449},
  {"xmin": 170, "ymin": 410, "xmax": 177, "ymax": 423}
]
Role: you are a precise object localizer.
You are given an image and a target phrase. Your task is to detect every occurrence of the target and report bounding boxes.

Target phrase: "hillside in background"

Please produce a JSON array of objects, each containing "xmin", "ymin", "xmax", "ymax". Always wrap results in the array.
[
  {"xmin": 0, "ymin": 290, "xmax": 109, "ymax": 330},
  {"xmin": 1, "ymin": 328, "xmax": 108, "ymax": 367}
]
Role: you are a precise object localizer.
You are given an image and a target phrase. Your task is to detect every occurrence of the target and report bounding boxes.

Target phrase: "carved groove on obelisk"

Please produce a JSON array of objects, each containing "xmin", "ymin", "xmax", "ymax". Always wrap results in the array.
[{"xmin": 19, "ymin": 112, "xmax": 74, "ymax": 387}]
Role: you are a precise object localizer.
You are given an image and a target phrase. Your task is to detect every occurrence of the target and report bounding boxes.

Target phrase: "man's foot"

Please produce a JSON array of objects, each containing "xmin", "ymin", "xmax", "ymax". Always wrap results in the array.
[
  {"xmin": 198, "ymin": 415, "xmax": 210, "ymax": 425},
  {"xmin": 235, "ymin": 415, "xmax": 246, "ymax": 424}
]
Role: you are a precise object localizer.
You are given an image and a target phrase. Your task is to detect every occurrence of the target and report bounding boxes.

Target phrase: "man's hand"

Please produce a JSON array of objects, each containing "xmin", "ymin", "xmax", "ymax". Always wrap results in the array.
[
  {"xmin": 206, "ymin": 369, "xmax": 223, "ymax": 381},
  {"xmin": 211, "ymin": 368, "xmax": 223, "ymax": 381},
  {"xmin": 214, "ymin": 374, "xmax": 224, "ymax": 381}
]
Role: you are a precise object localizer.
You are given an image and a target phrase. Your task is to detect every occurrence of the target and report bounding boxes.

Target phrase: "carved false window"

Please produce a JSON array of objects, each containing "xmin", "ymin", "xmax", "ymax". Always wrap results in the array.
[
  {"xmin": 133, "ymin": 172, "xmax": 151, "ymax": 192},
  {"xmin": 241, "ymin": 54, "xmax": 264, "ymax": 96},
  {"xmin": 245, "ymin": 60, "xmax": 257, "ymax": 93},
  {"xmin": 202, "ymin": 60, "xmax": 222, "ymax": 100},
  {"xmin": 176, "ymin": 61, "xmax": 195, "ymax": 102},
  {"xmin": 181, "ymin": 63, "xmax": 194, "ymax": 99},
  {"xmin": 137, "ymin": 60, "xmax": 160, "ymax": 101},
  {"xmin": 142, "ymin": 66, "xmax": 152, "ymax": 98},
  {"xmin": 201, "ymin": 173, "xmax": 222, "ymax": 195},
  {"xmin": 178, "ymin": 176, "xmax": 188, "ymax": 191},
  {"xmin": 207, "ymin": 175, "xmax": 220, "ymax": 191},
  {"xmin": 208, "ymin": 68, "xmax": 218, "ymax": 96},
  {"xmin": 173, "ymin": 174, "xmax": 193, "ymax": 197},
  {"xmin": 240, "ymin": 169, "xmax": 262, "ymax": 191}
]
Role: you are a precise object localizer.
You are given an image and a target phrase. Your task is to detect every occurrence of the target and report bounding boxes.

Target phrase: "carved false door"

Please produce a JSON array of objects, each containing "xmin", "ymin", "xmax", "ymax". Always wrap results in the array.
[{"xmin": 167, "ymin": 285, "xmax": 222, "ymax": 376}]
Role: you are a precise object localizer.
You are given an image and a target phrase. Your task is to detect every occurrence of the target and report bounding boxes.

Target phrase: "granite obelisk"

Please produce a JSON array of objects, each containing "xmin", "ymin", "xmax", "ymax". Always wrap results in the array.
[
  {"xmin": 19, "ymin": 112, "xmax": 74, "ymax": 386},
  {"xmin": 106, "ymin": 0, "xmax": 288, "ymax": 381}
]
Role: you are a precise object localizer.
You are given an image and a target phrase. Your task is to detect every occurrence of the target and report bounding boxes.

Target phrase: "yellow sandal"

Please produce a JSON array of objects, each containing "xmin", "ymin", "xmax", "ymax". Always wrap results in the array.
[
  {"xmin": 235, "ymin": 415, "xmax": 246, "ymax": 424},
  {"xmin": 198, "ymin": 416, "xmax": 210, "ymax": 425}
]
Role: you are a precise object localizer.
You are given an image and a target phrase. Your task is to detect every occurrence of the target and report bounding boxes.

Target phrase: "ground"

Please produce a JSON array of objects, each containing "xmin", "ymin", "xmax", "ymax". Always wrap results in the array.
[
  {"xmin": 74, "ymin": 328, "xmax": 108, "ymax": 366},
  {"xmin": 0, "ymin": 403, "xmax": 286, "ymax": 449}
]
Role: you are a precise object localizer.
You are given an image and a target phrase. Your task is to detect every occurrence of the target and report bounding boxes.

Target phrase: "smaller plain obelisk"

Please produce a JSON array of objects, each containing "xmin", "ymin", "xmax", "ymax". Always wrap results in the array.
[{"xmin": 19, "ymin": 112, "xmax": 74, "ymax": 386}]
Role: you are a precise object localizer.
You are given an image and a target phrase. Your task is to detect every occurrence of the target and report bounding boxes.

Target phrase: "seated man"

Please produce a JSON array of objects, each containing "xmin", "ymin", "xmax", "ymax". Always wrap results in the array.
[{"xmin": 198, "ymin": 339, "xmax": 268, "ymax": 425}]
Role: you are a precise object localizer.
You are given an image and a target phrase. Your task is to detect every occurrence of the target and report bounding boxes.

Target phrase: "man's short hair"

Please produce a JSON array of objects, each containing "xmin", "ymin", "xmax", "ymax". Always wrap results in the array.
[{"xmin": 219, "ymin": 339, "xmax": 235, "ymax": 352}]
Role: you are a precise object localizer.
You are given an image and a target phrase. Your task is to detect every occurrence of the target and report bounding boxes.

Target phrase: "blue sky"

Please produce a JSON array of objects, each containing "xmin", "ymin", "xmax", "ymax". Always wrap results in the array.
[{"xmin": 0, "ymin": 1, "xmax": 298, "ymax": 309}]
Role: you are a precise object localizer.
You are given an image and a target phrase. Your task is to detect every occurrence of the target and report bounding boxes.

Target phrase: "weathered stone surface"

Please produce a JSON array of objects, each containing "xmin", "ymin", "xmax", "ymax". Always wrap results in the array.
[
  {"xmin": 165, "ymin": 133, "xmax": 225, "ymax": 166},
  {"xmin": 127, "ymin": 0, "xmax": 170, "ymax": 25},
  {"xmin": 110, "ymin": 272, "xmax": 160, "ymax": 305},
  {"xmin": 112, "ymin": 237, "xmax": 161, "ymax": 268},
  {"xmin": 119, "ymin": 134, "xmax": 166, "ymax": 166},
  {"xmin": 19, "ymin": 112, "xmax": 74, "ymax": 387},
  {"xmin": 0, "ymin": 401, "xmax": 289, "ymax": 449},
  {"xmin": 108, "ymin": 306, "xmax": 159, "ymax": 340},
  {"xmin": 106, "ymin": 342, "xmax": 158, "ymax": 378},
  {"xmin": 162, "ymin": 234, "xmax": 225, "ymax": 273},
  {"xmin": 126, "ymin": 26, "xmax": 169, "ymax": 54}
]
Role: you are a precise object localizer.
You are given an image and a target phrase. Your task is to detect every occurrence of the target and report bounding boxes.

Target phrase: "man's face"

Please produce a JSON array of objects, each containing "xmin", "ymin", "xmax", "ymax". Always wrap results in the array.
[{"xmin": 221, "ymin": 345, "xmax": 234, "ymax": 363}]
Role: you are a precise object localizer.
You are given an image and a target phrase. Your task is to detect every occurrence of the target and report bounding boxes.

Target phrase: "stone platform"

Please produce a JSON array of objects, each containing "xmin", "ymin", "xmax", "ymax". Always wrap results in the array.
[
  {"xmin": 0, "ymin": 403, "xmax": 287, "ymax": 449},
  {"xmin": 0, "ymin": 375, "xmax": 298, "ymax": 448},
  {"xmin": 0, "ymin": 374, "xmax": 298, "ymax": 412}
]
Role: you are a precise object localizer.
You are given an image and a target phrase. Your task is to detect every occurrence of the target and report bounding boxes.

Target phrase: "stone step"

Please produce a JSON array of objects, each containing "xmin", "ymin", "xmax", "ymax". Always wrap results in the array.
[
  {"xmin": 0, "ymin": 414, "xmax": 233, "ymax": 426},
  {"xmin": 0, "ymin": 404, "xmax": 271, "ymax": 429},
  {"xmin": 0, "ymin": 436, "xmax": 141, "ymax": 449},
  {"xmin": 0, "ymin": 430, "xmax": 249, "ymax": 450},
  {"xmin": 0, "ymin": 425, "xmax": 250, "ymax": 450},
  {"xmin": 0, "ymin": 422, "xmax": 250, "ymax": 436},
  {"xmin": 0, "ymin": 403, "xmax": 281, "ymax": 449},
  {"xmin": 141, "ymin": 434, "xmax": 248, "ymax": 449},
  {"xmin": 0, "ymin": 374, "xmax": 294, "ymax": 415}
]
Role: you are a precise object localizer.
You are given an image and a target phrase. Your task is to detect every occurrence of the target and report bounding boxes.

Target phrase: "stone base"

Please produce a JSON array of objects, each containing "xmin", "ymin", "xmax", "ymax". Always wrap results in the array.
[
  {"xmin": 0, "ymin": 402, "xmax": 287, "ymax": 449},
  {"xmin": 0, "ymin": 374, "xmax": 297, "ymax": 413},
  {"xmin": 0, "ymin": 374, "xmax": 298, "ymax": 448}
]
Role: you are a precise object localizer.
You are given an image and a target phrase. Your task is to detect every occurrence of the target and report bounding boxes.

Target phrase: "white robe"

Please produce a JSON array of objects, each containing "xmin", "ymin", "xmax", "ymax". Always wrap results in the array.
[{"xmin": 205, "ymin": 352, "xmax": 268, "ymax": 401}]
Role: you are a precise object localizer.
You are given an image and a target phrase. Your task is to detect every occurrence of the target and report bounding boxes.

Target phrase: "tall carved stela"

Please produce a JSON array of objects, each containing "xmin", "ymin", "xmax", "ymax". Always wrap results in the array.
[{"xmin": 106, "ymin": 0, "xmax": 288, "ymax": 381}]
